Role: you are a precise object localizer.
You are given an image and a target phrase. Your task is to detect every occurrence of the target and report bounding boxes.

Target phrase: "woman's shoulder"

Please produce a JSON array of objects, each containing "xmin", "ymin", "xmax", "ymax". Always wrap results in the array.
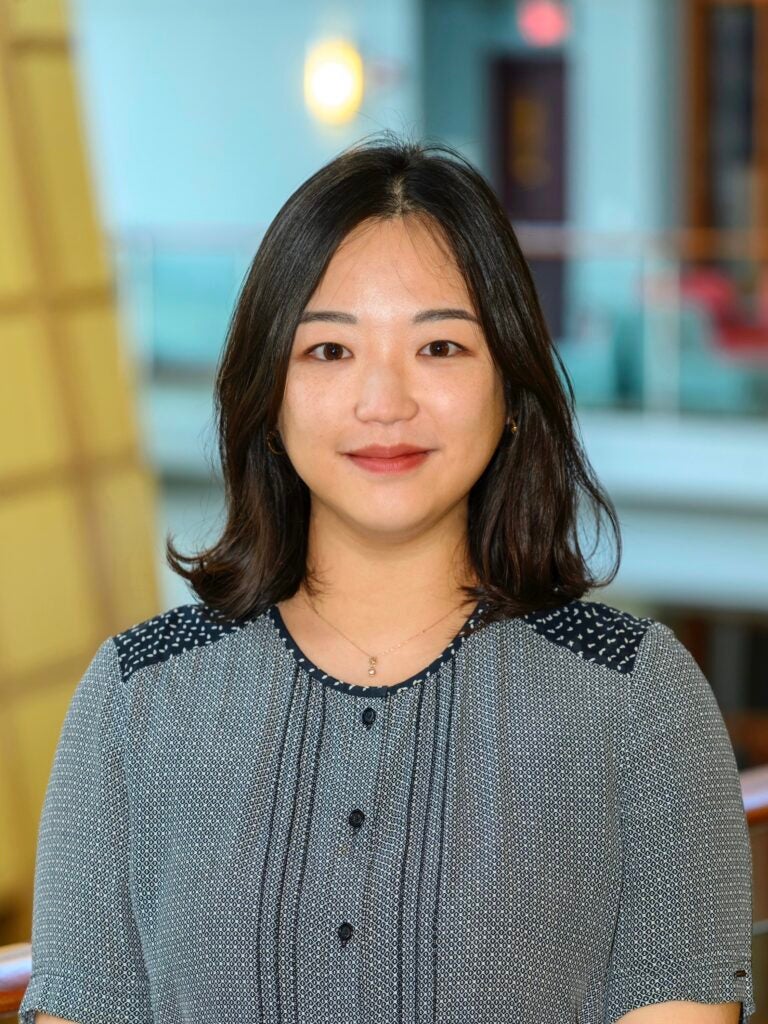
[
  {"xmin": 510, "ymin": 597, "xmax": 718, "ymax": 724},
  {"xmin": 107, "ymin": 596, "xmax": 681, "ymax": 687},
  {"xmin": 511, "ymin": 596, "xmax": 667, "ymax": 677},
  {"xmin": 109, "ymin": 600, "xmax": 262, "ymax": 685}
]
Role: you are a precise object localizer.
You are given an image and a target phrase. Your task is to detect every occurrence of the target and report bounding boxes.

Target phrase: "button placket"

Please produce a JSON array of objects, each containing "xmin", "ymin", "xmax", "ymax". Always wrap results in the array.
[{"xmin": 336, "ymin": 702, "xmax": 382, "ymax": 950}]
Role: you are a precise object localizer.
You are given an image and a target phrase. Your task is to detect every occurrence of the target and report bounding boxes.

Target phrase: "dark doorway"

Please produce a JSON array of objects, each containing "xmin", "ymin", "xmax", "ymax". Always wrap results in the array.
[{"xmin": 490, "ymin": 54, "xmax": 567, "ymax": 340}]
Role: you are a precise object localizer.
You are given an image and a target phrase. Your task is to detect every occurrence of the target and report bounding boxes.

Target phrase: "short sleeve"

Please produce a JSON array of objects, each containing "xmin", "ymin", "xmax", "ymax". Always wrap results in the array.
[
  {"xmin": 604, "ymin": 621, "xmax": 756, "ymax": 1023},
  {"xmin": 18, "ymin": 637, "xmax": 153, "ymax": 1024}
]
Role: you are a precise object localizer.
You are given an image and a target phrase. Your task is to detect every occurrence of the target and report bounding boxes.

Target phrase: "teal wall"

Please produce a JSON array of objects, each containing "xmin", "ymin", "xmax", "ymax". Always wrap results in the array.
[
  {"xmin": 569, "ymin": 0, "xmax": 683, "ymax": 312},
  {"xmin": 70, "ymin": 0, "xmax": 423, "ymax": 233},
  {"xmin": 71, "ymin": 0, "xmax": 683, "ymax": 314},
  {"xmin": 65, "ymin": 0, "xmax": 768, "ymax": 614},
  {"xmin": 423, "ymin": 0, "xmax": 683, "ymax": 317},
  {"xmin": 422, "ymin": 0, "xmax": 527, "ymax": 174}
]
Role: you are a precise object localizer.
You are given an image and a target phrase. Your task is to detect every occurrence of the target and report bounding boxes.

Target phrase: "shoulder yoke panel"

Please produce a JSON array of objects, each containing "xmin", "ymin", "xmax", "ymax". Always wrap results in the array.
[
  {"xmin": 112, "ymin": 603, "xmax": 250, "ymax": 682},
  {"xmin": 521, "ymin": 599, "xmax": 655, "ymax": 674}
]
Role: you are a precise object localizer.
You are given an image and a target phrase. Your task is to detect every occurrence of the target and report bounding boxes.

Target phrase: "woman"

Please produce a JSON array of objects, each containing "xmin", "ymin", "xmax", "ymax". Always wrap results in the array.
[{"xmin": 21, "ymin": 133, "xmax": 754, "ymax": 1024}]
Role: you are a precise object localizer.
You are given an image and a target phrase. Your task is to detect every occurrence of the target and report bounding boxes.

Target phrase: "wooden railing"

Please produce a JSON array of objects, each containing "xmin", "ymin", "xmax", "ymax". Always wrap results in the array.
[{"xmin": 0, "ymin": 942, "xmax": 29, "ymax": 1021}]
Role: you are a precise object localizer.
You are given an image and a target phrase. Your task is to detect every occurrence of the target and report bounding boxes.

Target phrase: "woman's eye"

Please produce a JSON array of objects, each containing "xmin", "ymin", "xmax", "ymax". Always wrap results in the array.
[
  {"xmin": 420, "ymin": 340, "xmax": 465, "ymax": 357},
  {"xmin": 304, "ymin": 340, "xmax": 466, "ymax": 361},
  {"xmin": 305, "ymin": 343, "xmax": 350, "ymax": 361}
]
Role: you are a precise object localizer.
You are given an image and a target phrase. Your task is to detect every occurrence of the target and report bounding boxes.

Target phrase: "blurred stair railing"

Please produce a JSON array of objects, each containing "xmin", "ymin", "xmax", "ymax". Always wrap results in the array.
[{"xmin": 742, "ymin": 764, "xmax": 768, "ymax": 945}]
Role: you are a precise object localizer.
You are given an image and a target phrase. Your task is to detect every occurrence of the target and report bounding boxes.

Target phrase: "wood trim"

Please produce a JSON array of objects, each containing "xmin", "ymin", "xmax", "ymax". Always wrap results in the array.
[
  {"xmin": 755, "ymin": 3, "xmax": 768, "ymax": 258},
  {"xmin": 742, "ymin": 764, "xmax": 768, "ymax": 826},
  {"xmin": 686, "ymin": 0, "xmax": 768, "ymax": 260},
  {"xmin": 686, "ymin": 0, "xmax": 710, "ymax": 233}
]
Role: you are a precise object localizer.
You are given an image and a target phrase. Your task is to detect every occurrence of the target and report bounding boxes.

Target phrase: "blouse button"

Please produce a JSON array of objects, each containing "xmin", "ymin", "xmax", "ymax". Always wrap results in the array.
[
  {"xmin": 362, "ymin": 707, "xmax": 376, "ymax": 728},
  {"xmin": 338, "ymin": 921, "xmax": 354, "ymax": 945},
  {"xmin": 348, "ymin": 808, "xmax": 365, "ymax": 829},
  {"xmin": 734, "ymin": 969, "xmax": 747, "ymax": 977}
]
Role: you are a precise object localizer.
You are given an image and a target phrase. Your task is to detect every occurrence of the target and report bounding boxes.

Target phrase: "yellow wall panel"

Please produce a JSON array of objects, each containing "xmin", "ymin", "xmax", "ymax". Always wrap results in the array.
[
  {"xmin": 0, "ymin": 0, "xmax": 161, "ymax": 943},
  {"xmin": 0, "ymin": 76, "xmax": 34, "ymax": 297},
  {"xmin": 7, "ymin": 668, "xmax": 83, "ymax": 877},
  {"xmin": 15, "ymin": 52, "xmax": 110, "ymax": 292},
  {"xmin": 96, "ymin": 466, "xmax": 162, "ymax": 628},
  {"xmin": 65, "ymin": 304, "xmax": 142, "ymax": 457},
  {"xmin": 0, "ymin": 312, "xmax": 71, "ymax": 476},
  {"xmin": 0, "ymin": 486, "xmax": 100, "ymax": 676},
  {"xmin": 7, "ymin": 0, "xmax": 69, "ymax": 39},
  {"xmin": 0, "ymin": 750, "xmax": 22, "ymax": 905}
]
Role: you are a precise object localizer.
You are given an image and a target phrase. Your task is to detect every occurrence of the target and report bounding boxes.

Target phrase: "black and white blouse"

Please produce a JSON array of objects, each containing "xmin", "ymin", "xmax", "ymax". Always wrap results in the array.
[{"xmin": 19, "ymin": 597, "xmax": 755, "ymax": 1023}]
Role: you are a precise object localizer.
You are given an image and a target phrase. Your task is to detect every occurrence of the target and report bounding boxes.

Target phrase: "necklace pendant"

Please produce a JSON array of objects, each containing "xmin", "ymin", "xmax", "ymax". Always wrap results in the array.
[{"xmin": 368, "ymin": 655, "xmax": 377, "ymax": 677}]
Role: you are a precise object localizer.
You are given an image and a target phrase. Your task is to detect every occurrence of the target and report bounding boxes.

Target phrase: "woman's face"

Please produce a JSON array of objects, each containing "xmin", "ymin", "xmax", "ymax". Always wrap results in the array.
[{"xmin": 276, "ymin": 215, "xmax": 507, "ymax": 541}]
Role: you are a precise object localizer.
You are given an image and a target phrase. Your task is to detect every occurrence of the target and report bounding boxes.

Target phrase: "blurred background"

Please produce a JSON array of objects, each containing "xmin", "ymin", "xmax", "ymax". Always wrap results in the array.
[{"xmin": 1, "ymin": 0, "xmax": 767, "ymax": 1016}]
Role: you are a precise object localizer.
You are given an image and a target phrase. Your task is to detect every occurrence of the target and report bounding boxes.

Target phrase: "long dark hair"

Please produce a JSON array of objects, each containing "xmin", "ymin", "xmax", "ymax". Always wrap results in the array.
[{"xmin": 166, "ymin": 129, "xmax": 621, "ymax": 626}]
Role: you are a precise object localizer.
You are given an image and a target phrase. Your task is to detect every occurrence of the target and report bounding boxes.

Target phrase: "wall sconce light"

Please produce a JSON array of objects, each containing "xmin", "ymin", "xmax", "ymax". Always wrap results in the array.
[{"xmin": 304, "ymin": 38, "xmax": 364, "ymax": 125}]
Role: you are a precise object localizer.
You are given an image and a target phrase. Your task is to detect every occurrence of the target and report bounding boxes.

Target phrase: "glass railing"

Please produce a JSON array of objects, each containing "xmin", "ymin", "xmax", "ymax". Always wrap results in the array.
[
  {"xmin": 111, "ymin": 225, "xmax": 768, "ymax": 418},
  {"xmin": 112, "ymin": 228, "xmax": 262, "ymax": 383}
]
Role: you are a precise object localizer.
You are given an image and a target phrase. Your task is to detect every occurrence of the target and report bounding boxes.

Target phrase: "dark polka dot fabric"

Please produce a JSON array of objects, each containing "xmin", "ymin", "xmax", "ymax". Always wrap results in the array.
[{"xmin": 19, "ymin": 597, "xmax": 756, "ymax": 1023}]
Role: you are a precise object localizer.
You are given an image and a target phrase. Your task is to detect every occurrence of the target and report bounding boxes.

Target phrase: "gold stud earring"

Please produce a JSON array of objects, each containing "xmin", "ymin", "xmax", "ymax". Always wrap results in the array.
[{"xmin": 266, "ymin": 429, "xmax": 286, "ymax": 454}]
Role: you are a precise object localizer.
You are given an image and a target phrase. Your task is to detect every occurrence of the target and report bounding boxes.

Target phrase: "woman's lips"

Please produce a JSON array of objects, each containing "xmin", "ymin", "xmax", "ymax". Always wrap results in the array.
[{"xmin": 345, "ymin": 451, "xmax": 431, "ymax": 474}]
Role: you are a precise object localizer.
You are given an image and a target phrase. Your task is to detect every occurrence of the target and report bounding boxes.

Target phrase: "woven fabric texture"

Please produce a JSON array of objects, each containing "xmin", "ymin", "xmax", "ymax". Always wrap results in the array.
[{"xmin": 18, "ymin": 597, "xmax": 756, "ymax": 1023}]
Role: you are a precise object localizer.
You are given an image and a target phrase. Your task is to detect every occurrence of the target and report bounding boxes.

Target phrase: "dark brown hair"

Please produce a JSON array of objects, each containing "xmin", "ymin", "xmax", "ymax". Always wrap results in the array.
[{"xmin": 166, "ymin": 129, "xmax": 621, "ymax": 626}]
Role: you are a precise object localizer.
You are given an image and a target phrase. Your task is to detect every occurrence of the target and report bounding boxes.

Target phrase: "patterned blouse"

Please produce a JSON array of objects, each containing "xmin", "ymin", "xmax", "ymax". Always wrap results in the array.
[{"xmin": 18, "ymin": 597, "xmax": 756, "ymax": 1023}]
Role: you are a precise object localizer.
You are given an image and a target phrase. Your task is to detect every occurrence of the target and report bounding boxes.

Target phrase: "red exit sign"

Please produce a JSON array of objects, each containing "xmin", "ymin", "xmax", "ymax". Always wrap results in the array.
[{"xmin": 517, "ymin": 0, "xmax": 571, "ymax": 47}]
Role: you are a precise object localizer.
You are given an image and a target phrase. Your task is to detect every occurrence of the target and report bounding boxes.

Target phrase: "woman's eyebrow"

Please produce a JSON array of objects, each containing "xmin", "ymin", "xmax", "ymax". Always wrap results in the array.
[{"xmin": 298, "ymin": 308, "xmax": 480, "ymax": 325}]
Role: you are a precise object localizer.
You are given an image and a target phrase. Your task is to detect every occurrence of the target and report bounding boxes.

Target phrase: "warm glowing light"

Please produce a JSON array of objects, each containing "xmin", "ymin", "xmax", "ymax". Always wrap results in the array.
[
  {"xmin": 304, "ymin": 38, "xmax": 364, "ymax": 125},
  {"xmin": 517, "ymin": 0, "xmax": 570, "ymax": 47}
]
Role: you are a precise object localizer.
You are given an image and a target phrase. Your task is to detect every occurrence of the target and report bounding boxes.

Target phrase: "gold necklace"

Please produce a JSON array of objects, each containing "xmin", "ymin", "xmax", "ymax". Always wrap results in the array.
[{"xmin": 304, "ymin": 595, "xmax": 475, "ymax": 678}]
